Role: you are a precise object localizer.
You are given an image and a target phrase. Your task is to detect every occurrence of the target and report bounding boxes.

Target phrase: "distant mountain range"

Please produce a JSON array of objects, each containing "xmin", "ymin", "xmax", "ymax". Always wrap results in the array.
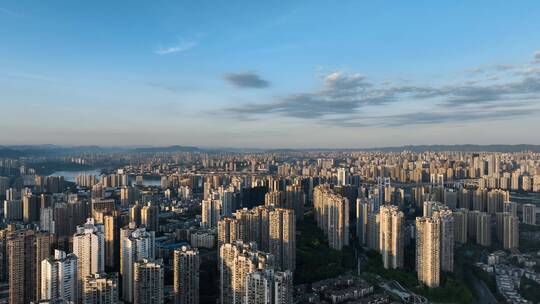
[
  {"xmin": 358, "ymin": 144, "xmax": 540, "ymax": 153},
  {"xmin": 130, "ymin": 145, "xmax": 201, "ymax": 153},
  {"xmin": 0, "ymin": 145, "xmax": 201, "ymax": 158},
  {"xmin": 0, "ymin": 144, "xmax": 539, "ymax": 158}
]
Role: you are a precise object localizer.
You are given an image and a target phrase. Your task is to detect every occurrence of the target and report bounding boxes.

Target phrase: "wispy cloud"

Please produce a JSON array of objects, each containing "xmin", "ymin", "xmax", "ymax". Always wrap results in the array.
[
  {"xmin": 320, "ymin": 107, "xmax": 539, "ymax": 128},
  {"xmin": 0, "ymin": 7, "xmax": 21, "ymax": 17},
  {"xmin": 221, "ymin": 52, "xmax": 540, "ymax": 127},
  {"xmin": 223, "ymin": 72, "xmax": 271, "ymax": 89},
  {"xmin": 154, "ymin": 40, "xmax": 197, "ymax": 55},
  {"xmin": 534, "ymin": 50, "xmax": 540, "ymax": 63}
]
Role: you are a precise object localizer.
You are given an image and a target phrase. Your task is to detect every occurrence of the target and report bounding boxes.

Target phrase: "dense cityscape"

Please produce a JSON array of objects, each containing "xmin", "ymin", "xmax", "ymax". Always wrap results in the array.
[
  {"xmin": 0, "ymin": 146, "xmax": 539, "ymax": 303},
  {"xmin": 3, "ymin": 1, "xmax": 540, "ymax": 304}
]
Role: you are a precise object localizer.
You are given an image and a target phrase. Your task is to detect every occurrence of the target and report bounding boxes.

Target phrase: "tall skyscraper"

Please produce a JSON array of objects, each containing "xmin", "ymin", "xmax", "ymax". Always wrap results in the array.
[
  {"xmin": 285, "ymin": 185, "xmax": 305, "ymax": 221},
  {"xmin": 133, "ymin": 258, "xmax": 164, "ymax": 304},
  {"xmin": 120, "ymin": 224, "xmax": 156, "ymax": 303},
  {"xmin": 141, "ymin": 203, "xmax": 159, "ymax": 232},
  {"xmin": 130, "ymin": 204, "xmax": 143, "ymax": 227},
  {"xmin": 356, "ymin": 198, "xmax": 372, "ymax": 245},
  {"xmin": 438, "ymin": 209, "xmax": 454, "ymax": 272},
  {"xmin": 104, "ymin": 212, "xmax": 129, "ymax": 271},
  {"xmin": 264, "ymin": 191, "xmax": 285, "ymax": 209},
  {"xmin": 487, "ymin": 189, "xmax": 509, "ymax": 214},
  {"xmin": 219, "ymin": 241, "xmax": 273, "ymax": 304},
  {"xmin": 495, "ymin": 212, "xmax": 506, "ymax": 243},
  {"xmin": 173, "ymin": 246, "xmax": 200, "ymax": 304},
  {"xmin": 268, "ymin": 208, "xmax": 295, "ymax": 272},
  {"xmin": 313, "ymin": 185, "xmax": 349, "ymax": 250},
  {"xmin": 273, "ymin": 270, "xmax": 294, "ymax": 304},
  {"xmin": 366, "ymin": 212, "xmax": 380, "ymax": 251},
  {"xmin": 23, "ymin": 193, "xmax": 40, "ymax": 223},
  {"xmin": 522, "ymin": 203, "xmax": 536, "ymax": 225},
  {"xmin": 7, "ymin": 229, "xmax": 51, "ymax": 304},
  {"xmin": 40, "ymin": 250, "xmax": 78, "ymax": 302},
  {"xmin": 120, "ymin": 186, "xmax": 139, "ymax": 207},
  {"xmin": 245, "ymin": 269, "xmax": 293, "ymax": 304},
  {"xmin": 201, "ymin": 198, "xmax": 222, "ymax": 228},
  {"xmin": 90, "ymin": 198, "xmax": 115, "ymax": 219},
  {"xmin": 337, "ymin": 168, "xmax": 349, "ymax": 186},
  {"xmin": 82, "ymin": 273, "xmax": 119, "ymax": 304},
  {"xmin": 453, "ymin": 208, "xmax": 468, "ymax": 244},
  {"xmin": 4, "ymin": 199, "xmax": 23, "ymax": 221},
  {"xmin": 73, "ymin": 218, "xmax": 105, "ymax": 302},
  {"xmin": 503, "ymin": 213, "xmax": 519, "ymax": 250},
  {"xmin": 416, "ymin": 205, "xmax": 455, "ymax": 287},
  {"xmin": 503, "ymin": 201, "xmax": 518, "ymax": 217},
  {"xmin": 416, "ymin": 216, "xmax": 440, "ymax": 288},
  {"xmin": 234, "ymin": 206, "xmax": 270, "ymax": 252},
  {"xmin": 476, "ymin": 212, "xmax": 491, "ymax": 247},
  {"xmin": 245, "ymin": 269, "xmax": 272, "ymax": 304},
  {"xmin": 487, "ymin": 154, "xmax": 500, "ymax": 177},
  {"xmin": 221, "ymin": 187, "xmax": 239, "ymax": 217},
  {"xmin": 217, "ymin": 217, "xmax": 244, "ymax": 251},
  {"xmin": 379, "ymin": 205, "xmax": 404, "ymax": 269}
]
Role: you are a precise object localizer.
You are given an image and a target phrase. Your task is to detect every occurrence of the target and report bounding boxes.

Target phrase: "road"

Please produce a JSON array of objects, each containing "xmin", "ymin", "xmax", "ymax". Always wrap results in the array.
[{"xmin": 470, "ymin": 274, "xmax": 498, "ymax": 304}]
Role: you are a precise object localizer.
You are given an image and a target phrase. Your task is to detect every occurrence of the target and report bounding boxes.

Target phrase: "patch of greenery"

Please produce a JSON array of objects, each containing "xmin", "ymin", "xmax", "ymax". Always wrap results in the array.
[
  {"xmin": 362, "ymin": 250, "xmax": 419, "ymax": 288},
  {"xmin": 362, "ymin": 250, "xmax": 474, "ymax": 304},
  {"xmin": 471, "ymin": 266, "xmax": 497, "ymax": 292},
  {"xmin": 519, "ymin": 276, "xmax": 540, "ymax": 303},
  {"xmin": 520, "ymin": 223, "xmax": 540, "ymax": 232},
  {"xmin": 519, "ymin": 236, "xmax": 540, "ymax": 252},
  {"xmin": 200, "ymin": 258, "xmax": 219, "ymax": 304},
  {"xmin": 295, "ymin": 215, "xmax": 355, "ymax": 284},
  {"xmin": 412, "ymin": 275, "xmax": 474, "ymax": 304}
]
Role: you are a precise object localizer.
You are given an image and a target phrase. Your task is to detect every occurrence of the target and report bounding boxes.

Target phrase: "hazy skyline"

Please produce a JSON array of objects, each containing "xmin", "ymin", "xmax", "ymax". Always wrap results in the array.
[{"xmin": 1, "ymin": 1, "xmax": 540, "ymax": 148}]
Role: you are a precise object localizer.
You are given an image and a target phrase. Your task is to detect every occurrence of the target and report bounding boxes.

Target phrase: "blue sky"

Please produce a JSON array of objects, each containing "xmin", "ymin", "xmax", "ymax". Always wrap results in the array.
[{"xmin": 1, "ymin": 1, "xmax": 540, "ymax": 148}]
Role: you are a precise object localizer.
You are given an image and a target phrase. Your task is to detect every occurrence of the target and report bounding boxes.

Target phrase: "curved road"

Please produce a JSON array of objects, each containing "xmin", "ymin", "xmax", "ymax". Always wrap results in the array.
[{"xmin": 470, "ymin": 275, "xmax": 498, "ymax": 304}]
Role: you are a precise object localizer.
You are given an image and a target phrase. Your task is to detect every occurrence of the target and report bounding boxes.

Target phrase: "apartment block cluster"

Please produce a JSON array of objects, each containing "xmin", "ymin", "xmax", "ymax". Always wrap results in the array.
[{"xmin": 0, "ymin": 149, "xmax": 538, "ymax": 303}]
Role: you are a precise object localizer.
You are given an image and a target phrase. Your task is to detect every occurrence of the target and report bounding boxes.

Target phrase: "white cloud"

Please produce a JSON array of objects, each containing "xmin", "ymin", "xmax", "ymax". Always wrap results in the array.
[{"xmin": 154, "ymin": 41, "xmax": 197, "ymax": 55}]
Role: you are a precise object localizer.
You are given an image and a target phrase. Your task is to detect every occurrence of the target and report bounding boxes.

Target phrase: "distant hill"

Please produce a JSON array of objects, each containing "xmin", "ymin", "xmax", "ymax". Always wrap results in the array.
[
  {"xmin": 1, "ymin": 144, "xmax": 539, "ymax": 157},
  {"xmin": 360, "ymin": 144, "xmax": 540, "ymax": 153},
  {"xmin": 0, "ymin": 148, "xmax": 33, "ymax": 158},
  {"xmin": 130, "ymin": 145, "xmax": 201, "ymax": 153},
  {"xmin": 0, "ymin": 145, "xmax": 129, "ymax": 157}
]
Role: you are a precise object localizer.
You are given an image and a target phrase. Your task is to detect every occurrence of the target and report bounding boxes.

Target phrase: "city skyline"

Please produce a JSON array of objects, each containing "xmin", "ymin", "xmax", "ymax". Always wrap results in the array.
[{"xmin": 1, "ymin": 1, "xmax": 540, "ymax": 147}]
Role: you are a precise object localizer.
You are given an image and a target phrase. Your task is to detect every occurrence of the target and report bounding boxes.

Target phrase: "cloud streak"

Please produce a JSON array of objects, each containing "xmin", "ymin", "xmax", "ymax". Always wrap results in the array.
[
  {"xmin": 155, "ymin": 41, "xmax": 197, "ymax": 55},
  {"xmin": 320, "ymin": 107, "xmax": 539, "ymax": 128},
  {"xmin": 223, "ymin": 72, "xmax": 270, "ymax": 88}
]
